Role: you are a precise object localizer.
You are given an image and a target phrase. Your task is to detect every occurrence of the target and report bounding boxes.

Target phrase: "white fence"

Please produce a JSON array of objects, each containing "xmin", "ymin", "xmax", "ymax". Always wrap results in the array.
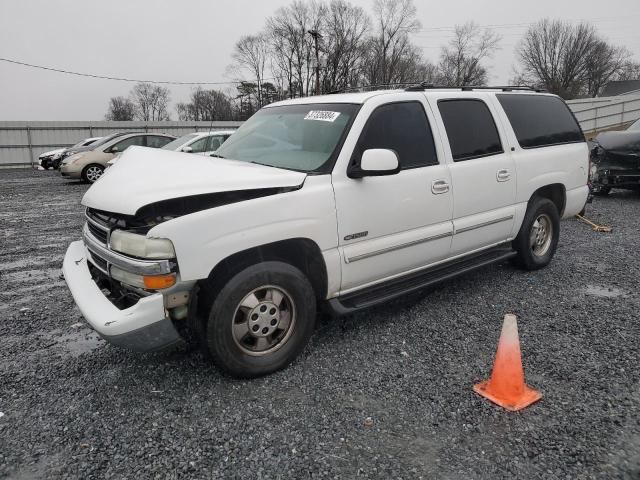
[
  {"xmin": 0, "ymin": 121, "xmax": 242, "ymax": 167},
  {"xmin": 567, "ymin": 95, "xmax": 640, "ymax": 135}
]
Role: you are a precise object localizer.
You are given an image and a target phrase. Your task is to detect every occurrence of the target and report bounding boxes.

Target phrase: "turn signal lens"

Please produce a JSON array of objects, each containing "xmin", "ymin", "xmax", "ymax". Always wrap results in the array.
[{"xmin": 143, "ymin": 274, "xmax": 176, "ymax": 290}]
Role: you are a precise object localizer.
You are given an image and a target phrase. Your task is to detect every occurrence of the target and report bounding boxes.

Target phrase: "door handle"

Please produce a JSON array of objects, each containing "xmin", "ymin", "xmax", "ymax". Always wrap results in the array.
[
  {"xmin": 496, "ymin": 169, "xmax": 511, "ymax": 182},
  {"xmin": 431, "ymin": 179, "xmax": 450, "ymax": 194}
]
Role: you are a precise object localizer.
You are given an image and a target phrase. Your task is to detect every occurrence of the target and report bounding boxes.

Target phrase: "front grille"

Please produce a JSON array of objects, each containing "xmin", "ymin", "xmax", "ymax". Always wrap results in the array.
[
  {"xmin": 87, "ymin": 221, "xmax": 108, "ymax": 245},
  {"xmin": 87, "ymin": 249, "xmax": 108, "ymax": 272}
]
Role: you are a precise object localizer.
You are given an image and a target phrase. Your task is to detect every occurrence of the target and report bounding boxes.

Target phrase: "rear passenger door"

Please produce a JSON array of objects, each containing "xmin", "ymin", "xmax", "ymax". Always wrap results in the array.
[
  {"xmin": 333, "ymin": 98, "xmax": 453, "ymax": 293},
  {"xmin": 432, "ymin": 96, "xmax": 516, "ymax": 256}
]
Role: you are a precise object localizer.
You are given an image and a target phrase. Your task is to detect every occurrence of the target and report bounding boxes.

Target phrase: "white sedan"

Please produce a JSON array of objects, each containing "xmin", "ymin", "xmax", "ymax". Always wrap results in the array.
[{"xmin": 107, "ymin": 130, "xmax": 235, "ymax": 168}]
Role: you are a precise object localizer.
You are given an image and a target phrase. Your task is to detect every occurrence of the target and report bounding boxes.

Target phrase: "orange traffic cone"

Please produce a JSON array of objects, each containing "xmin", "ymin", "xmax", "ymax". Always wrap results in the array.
[{"xmin": 473, "ymin": 314, "xmax": 541, "ymax": 411}]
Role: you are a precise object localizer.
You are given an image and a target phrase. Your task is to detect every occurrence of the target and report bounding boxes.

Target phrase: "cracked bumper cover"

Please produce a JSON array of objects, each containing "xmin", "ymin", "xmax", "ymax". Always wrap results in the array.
[{"xmin": 62, "ymin": 240, "xmax": 183, "ymax": 352}]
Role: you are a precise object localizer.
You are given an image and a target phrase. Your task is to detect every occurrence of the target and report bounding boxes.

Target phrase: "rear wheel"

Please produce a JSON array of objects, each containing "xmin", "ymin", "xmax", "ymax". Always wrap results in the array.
[
  {"xmin": 513, "ymin": 197, "xmax": 560, "ymax": 270},
  {"xmin": 202, "ymin": 261, "xmax": 316, "ymax": 378},
  {"xmin": 81, "ymin": 164, "xmax": 104, "ymax": 183}
]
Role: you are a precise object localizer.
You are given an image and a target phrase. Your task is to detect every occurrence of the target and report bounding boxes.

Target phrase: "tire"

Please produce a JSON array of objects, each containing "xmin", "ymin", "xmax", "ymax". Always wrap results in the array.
[
  {"xmin": 81, "ymin": 164, "xmax": 104, "ymax": 183},
  {"xmin": 202, "ymin": 261, "xmax": 316, "ymax": 378},
  {"xmin": 512, "ymin": 197, "xmax": 560, "ymax": 271}
]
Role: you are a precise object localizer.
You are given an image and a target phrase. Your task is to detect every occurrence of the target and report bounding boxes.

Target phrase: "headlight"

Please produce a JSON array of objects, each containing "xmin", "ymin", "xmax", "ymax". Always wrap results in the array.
[{"xmin": 109, "ymin": 229, "xmax": 176, "ymax": 259}]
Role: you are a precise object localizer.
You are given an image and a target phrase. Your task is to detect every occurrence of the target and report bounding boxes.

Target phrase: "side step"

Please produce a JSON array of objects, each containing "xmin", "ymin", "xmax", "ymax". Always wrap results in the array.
[{"xmin": 328, "ymin": 245, "xmax": 517, "ymax": 315}]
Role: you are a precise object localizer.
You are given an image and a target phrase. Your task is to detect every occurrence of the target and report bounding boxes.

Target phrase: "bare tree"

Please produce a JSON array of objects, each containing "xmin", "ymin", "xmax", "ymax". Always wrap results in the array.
[
  {"xmin": 584, "ymin": 41, "xmax": 630, "ymax": 97},
  {"xmin": 176, "ymin": 87, "xmax": 233, "ymax": 121},
  {"xmin": 436, "ymin": 22, "xmax": 501, "ymax": 86},
  {"xmin": 363, "ymin": 0, "xmax": 421, "ymax": 85},
  {"xmin": 613, "ymin": 60, "xmax": 640, "ymax": 82},
  {"xmin": 516, "ymin": 20, "xmax": 600, "ymax": 99},
  {"xmin": 130, "ymin": 83, "xmax": 171, "ymax": 121},
  {"xmin": 320, "ymin": 0, "xmax": 370, "ymax": 92},
  {"xmin": 231, "ymin": 34, "xmax": 270, "ymax": 107},
  {"xmin": 267, "ymin": 1, "xmax": 325, "ymax": 97},
  {"xmin": 105, "ymin": 96, "xmax": 135, "ymax": 121}
]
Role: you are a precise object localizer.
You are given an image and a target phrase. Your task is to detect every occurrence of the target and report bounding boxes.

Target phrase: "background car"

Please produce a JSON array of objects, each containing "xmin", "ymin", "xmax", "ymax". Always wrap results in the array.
[
  {"xmin": 106, "ymin": 130, "xmax": 235, "ymax": 168},
  {"xmin": 163, "ymin": 130, "xmax": 235, "ymax": 155},
  {"xmin": 35, "ymin": 137, "xmax": 104, "ymax": 170},
  {"xmin": 60, "ymin": 132, "xmax": 175, "ymax": 183},
  {"xmin": 589, "ymin": 118, "xmax": 640, "ymax": 195}
]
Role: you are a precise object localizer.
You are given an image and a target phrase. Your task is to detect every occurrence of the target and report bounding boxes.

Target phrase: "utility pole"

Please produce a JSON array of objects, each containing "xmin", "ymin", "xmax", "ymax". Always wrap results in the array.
[{"xmin": 308, "ymin": 29, "xmax": 322, "ymax": 95}]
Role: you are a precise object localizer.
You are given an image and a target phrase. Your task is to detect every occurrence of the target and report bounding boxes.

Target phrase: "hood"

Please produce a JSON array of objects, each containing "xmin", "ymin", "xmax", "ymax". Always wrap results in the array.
[
  {"xmin": 82, "ymin": 146, "xmax": 307, "ymax": 215},
  {"xmin": 595, "ymin": 131, "xmax": 640, "ymax": 154},
  {"xmin": 40, "ymin": 148, "xmax": 65, "ymax": 158}
]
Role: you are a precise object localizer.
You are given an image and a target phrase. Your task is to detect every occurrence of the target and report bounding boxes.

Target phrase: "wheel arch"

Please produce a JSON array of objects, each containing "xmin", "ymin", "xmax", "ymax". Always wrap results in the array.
[
  {"xmin": 529, "ymin": 183, "xmax": 566, "ymax": 216},
  {"xmin": 198, "ymin": 237, "xmax": 328, "ymax": 308}
]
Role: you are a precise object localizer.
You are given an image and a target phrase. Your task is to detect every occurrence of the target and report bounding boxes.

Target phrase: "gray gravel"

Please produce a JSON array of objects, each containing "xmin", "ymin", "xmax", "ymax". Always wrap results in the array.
[{"xmin": 1, "ymin": 169, "xmax": 639, "ymax": 479}]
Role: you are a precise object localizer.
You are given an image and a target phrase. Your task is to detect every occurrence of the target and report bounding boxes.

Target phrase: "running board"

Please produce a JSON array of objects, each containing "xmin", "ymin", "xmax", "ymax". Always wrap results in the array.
[{"xmin": 328, "ymin": 245, "xmax": 517, "ymax": 315}]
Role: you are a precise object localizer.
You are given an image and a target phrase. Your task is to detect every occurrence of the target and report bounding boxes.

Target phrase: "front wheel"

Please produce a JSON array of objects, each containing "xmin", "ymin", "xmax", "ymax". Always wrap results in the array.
[
  {"xmin": 513, "ymin": 197, "xmax": 560, "ymax": 270},
  {"xmin": 203, "ymin": 261, "xmax": 316, "ymax": 378},
  {"xmin": 81, "ymin": 164, "xmax": 104, "ymax": 183}
]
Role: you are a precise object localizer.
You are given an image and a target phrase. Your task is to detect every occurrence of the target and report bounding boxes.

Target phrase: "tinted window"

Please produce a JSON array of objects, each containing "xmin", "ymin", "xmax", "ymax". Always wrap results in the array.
[
  {"xmin": 146, "ymin": 135, "xmax": 173, "ymax": 148},
  {"xmin": 497, "ymin": 94, "xmax": 584, "ymax": 148},
  {"xmin": 112, "ymin": 135, "xmax": 144, "ymax": 152},
  {"xmin": 188, "ymin": 136, "xmax": 209, "ymax": 153},
  {"xmin": 353, "ymin": 102, "xmax": 438, "ymax": 169},
  {"xmin": 438, "ymin": 99, "xmax": 503, "ymax": 161},
  {"xmin": 209, "ymin": 136, "xmax": 227, "ymax": 151}
]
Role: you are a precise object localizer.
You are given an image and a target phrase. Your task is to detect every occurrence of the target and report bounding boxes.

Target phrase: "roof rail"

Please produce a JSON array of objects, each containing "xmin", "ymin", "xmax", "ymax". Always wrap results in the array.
[
  {"xmin": 328, "ymin": 83, "xmax": 416, "ymax": 94},
  {"xmin": 404, "ymin": 82, "xmax": 546, "ymax": 93}
]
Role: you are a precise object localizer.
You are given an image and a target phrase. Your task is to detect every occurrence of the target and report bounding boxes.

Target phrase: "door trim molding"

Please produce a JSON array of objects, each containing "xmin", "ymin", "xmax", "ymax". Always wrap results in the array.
[
  {"xmin": 345, "ymin": 231, "xmax": 452, "ymax": 264},
  {"xmin": 455, "ymin": 214, "xmax": 514, "ymax": 234}
]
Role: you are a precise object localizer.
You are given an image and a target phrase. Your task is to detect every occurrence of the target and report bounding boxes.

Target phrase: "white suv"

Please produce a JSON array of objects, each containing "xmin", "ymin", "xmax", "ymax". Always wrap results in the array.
[{"xmin": 63, "ymin": 86, "xmax": 588, "ymax": 378}]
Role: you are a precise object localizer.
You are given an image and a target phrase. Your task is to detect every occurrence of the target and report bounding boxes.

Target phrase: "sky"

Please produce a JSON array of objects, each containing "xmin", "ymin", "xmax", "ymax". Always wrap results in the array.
[{"xmin": 1, "ymin": 0, "xmax": 639, "ymax": 120}]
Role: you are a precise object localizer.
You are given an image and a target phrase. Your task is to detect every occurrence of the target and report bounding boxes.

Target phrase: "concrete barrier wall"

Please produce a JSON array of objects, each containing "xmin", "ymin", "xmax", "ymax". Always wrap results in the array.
[{"xmin": 0, "ymin": 121, "xmax": 243, "ymax": 167}]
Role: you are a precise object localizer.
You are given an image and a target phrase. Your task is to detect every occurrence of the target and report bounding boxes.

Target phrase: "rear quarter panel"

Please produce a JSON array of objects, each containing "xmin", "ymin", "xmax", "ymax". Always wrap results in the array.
[{"xmin": 489, "ymin": 95, "xmax": 589, "ymax": 229}]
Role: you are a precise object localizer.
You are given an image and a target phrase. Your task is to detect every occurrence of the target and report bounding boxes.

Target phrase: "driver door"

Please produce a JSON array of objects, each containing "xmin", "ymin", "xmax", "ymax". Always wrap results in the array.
[{"xmin": 331, "ymin": 98, "xmax": 454, "ymax": 293}]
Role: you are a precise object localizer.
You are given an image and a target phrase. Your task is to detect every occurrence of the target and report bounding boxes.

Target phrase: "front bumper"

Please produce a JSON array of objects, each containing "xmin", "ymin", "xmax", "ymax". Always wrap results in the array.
[
  {"xmin": 60, "ymin": 163, "xmax": 81, "ymax": 179},
  {"xmin": 62, "ymin": 240, "xmax": 183, "ymax": 352}
]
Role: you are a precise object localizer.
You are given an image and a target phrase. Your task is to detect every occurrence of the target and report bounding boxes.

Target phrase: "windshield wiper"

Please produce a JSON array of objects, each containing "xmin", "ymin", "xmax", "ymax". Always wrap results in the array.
[{"xmin": 210, "ymin": 153, "xmax": 225, "ymax": 158}]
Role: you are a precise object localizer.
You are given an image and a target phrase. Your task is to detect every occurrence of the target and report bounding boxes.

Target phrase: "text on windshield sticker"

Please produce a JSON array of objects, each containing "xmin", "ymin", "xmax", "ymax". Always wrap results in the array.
[{"xmin": 304, "ymin": 110, "xmax": 341, "ymax": 122}]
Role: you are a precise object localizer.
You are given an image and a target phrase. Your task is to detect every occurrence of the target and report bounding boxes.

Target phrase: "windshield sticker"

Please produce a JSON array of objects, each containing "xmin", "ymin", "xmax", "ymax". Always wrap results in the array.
[{"xmin": 304, "ymin": 110, "xmax": 341, "ymax": 122}]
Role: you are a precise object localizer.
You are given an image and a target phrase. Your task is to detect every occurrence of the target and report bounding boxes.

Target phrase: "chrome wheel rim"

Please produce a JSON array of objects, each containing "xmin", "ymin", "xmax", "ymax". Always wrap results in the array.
[
  {"xmin": 86, "ymin": 166, "xmax": 103, "ymax": 183},
  {"xmin": 529, "ymin": 214, "xmax": 553, "ymax": 257},
  {"xmin": 231, "ymin": 285, "xmax": 296, "ymax": 356}
]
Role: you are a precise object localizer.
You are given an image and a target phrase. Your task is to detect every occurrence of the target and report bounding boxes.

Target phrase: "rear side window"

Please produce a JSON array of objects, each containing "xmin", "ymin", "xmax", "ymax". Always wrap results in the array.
[
  {"xmin": 438, "ymin": 99, "xmax": 503, "ymax": 162},
  {"xmin": 353, "ymin": 102, "xmax": 438, "ymax": 169},
  {"xmin": 497, "ymin": 94, "xmax": 584, "ymax": 148},
  {"xmin": 146, "ymin": 135, "xmax": 173, "ymax": 148}
]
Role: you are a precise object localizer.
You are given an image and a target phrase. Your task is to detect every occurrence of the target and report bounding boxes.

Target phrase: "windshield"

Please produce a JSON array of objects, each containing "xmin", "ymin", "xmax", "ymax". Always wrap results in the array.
[
  {"xmin": 70, "ymin": 137, "xmax": 100, "ymax": 149},
  {"xmin": 628, "ymin": 119, "xmax": 640, "ymax": 131},
  {"xmin": 214, "ymin": 103, "xmax": 359, "ymax": 172},
  {"xmin": 162, "ymin": 133, "xmax": 199, "ymax": 150}
]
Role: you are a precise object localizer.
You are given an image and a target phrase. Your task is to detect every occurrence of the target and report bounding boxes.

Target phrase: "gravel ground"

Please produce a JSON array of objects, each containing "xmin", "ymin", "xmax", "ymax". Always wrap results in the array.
[{"xmin": 1, "ymin": 169, "xmax": 639, "ymax": 479}]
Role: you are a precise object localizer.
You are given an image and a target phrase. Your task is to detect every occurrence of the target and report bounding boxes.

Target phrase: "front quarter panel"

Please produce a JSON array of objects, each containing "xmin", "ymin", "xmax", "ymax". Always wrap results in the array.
[{"xmin": 148, "ymin": 175, "xmax": 339, "ymax": 286}]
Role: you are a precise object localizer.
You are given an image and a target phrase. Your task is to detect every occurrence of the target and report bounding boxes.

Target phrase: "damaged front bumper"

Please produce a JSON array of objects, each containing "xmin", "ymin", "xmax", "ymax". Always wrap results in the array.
[{"xmin": 62, "ymin": 240, "xmax": 183, "ymax": 352}]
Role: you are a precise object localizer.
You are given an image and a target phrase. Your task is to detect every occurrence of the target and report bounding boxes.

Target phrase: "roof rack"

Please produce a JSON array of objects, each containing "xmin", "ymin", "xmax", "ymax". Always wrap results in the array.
[
  {"xmin": 328, "ymin": 83, "xmax": 416, "ymax": 94},
  {"xmin": 404, "ymin": 82, "xmax": 546, "ymax": 93}
]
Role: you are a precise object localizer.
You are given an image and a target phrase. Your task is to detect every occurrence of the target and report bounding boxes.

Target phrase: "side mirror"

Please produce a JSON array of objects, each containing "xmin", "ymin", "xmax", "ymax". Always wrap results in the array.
[
  {"xmin": 110, "ymin": 146, "xmax": 119, "ymax": 154},
  {"xmin": 349, "ymin": 149, "xmax": 400, "ymax": 178},
  {"xmin": 181, "ymin": 146, "xmax": 193, "ymax": 153}
]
